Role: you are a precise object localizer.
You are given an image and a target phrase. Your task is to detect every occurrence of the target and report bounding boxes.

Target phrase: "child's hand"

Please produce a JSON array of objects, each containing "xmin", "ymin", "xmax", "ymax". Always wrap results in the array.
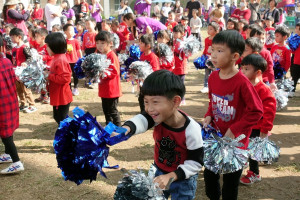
[
  {"xmin": 224, "ymin": 128, "xmax": 235, "ymax": 139},
  {"xmin": 260, "ymin": 132, "xmax": 268, "ymax": 139},
  {"xmin": 203, "ymin": 116, "xmax": 212, "ymax": 128},
  {"xmin": 270, "ymin": 83, "xmax": 277, "ymax": 92},
  {"xmin": 110, "ymin": 125, "xmax": 131, "ymax": 137},
  {"xmin": 153, "ymin": 172, "xmax": 177, "ymax": 190}
]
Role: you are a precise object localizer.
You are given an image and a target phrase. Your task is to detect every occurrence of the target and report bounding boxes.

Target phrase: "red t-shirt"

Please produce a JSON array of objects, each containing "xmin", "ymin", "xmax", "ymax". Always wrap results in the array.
[
  {"xmin": 240, "ymin": 30, "xmax": 247, "ymax": 40},
  {"xmin": 12, "ymin": 44, "xmax": 27, "ymax": 66},
  {"xmin": 36, "ymin": 44, "xmax": 53, "ymax": 66},
  {"xmin": 98, "ymin": 51, "xmax": 122, "ymax": 98},
  {"xmin": 265, "ymin": 27, "xmax": 275, "ymax": 50},
  {"xmin": 173, "ymin": 40, "xmax": 188, "ymax": 75},
  {"xmin": 270, "ymin": 44, "xmax": 292, "ymax": 72},
  {"xmin": 82, "ymin": 31, "xmax": 97, "ymax": 50},
  {"xmin": 119, "ymin": 21, "xmax": 130, "ymax": 40},
  {"xmin": 203, "ymin": 37, "xmax": 213, "ymax": 56},
  {"xmin": 252, "ymin": 81, "xmax": 276, "ymax": 134},
  {"xmin": 184, "ymin": 25, "xmax": 191, "ymax": 38},
  {"xmin": 293, "ymin": 44, "xmax": 300, "ymax": 65},
  {"xmin": 81, "ymin": 2, "xmax": 89, "ymax": 13},
  {"xmin": 31, "ymin": 8, "xmax": 44, "ymax": 20},
  {"xmin": 140, "ymin": 52, "xmax": 160, "ymax": 71},
  {"xmin": 114, "ymin": 31, "xmax": 127, "ymax": 52},
  {"xmin": 165, "ymin": 21, "xmax": 178, "ymax": 32},
  {"xmin": 29, "ymin": 38, "xmax": 38, "ymax": 49},
  {"xmin": 260, "ymin": 48, "xmax": 275, "ymax": 84},
  {"xmin": 66, "ymin": 39, "xmax": 81, "ymax": 63},
  {"xmin": 231, "ymin": 8, "xmax": 251, "ymax": 21},
  {"xmin": 204, "ymin": 70, "xmax": 263, "ymax": 149}
]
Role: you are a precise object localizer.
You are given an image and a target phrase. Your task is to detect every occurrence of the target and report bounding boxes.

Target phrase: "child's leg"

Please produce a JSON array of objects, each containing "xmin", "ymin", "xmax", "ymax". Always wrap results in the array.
[
  {"xmin": 101, "ymin": 98, "xmax": 113, "ymax": 125},
  {"xmin": 70, "ymin": 63, "xmax": 79, "ymax": 89},
  {"xmin": 53, "ymin": 103, "xmax": 71, "ymax": 124},
  {"xmin": 204, "ymin": 168, "xmax": 221, "ymax": 200},
  {"xmin": 15, "ymin": 81, "xmax": 26, "ymax": 106},
  {"xmin": 22, "ymin": 84, "xmax": 35, "ymax": 106},
  {"xmin": 204, "ymin": 68, "xmax": 212, "ymax": 87},
  {"xmin": 249, "ymin": 129, "xmax": 260, "ymax": 174},
  {"xmin": 222, "ymin": 169, "xmax": 243, "ymax": 200},
  {"xmin": 290, "ymin": 64, "xmax": 300, "ymax": 92},
  {"xmin": 169, "ymin": 174, "xmax": 198, "ymax": 200},
  {"xmin": 1, "ymin": 136, "xmax": 20, "ymax": 163},
  {"xmin": 109, "ymin": 97, "xmax": 121, "ymax": 126}
]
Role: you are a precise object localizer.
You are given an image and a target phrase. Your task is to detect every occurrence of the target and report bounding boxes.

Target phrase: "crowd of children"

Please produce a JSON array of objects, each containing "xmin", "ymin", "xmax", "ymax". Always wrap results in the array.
[{"xmin": 0, "ymin": 3, "xmax": 299, "ymax": 200}]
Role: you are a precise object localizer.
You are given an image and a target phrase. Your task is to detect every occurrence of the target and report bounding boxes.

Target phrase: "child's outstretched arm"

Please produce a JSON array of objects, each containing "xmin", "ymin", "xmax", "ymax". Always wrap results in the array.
[{"xmin": 122, "ymin": 111, "xmax": 155, "ymax": 136}]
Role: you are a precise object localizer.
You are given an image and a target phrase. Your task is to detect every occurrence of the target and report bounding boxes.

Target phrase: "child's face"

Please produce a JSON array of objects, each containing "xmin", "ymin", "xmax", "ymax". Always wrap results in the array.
[
  {"xmin": 52, "ymin": 28, "xmax": 58, "ymax": 32},
  {"xmin": 241, "ymin": 64, "xmax": 258, "ymax": 81},
  {"xmin": 207, "ymin": 25, "xmax": 217, "ymax": 36},
  {"xmin": 85, "ymin": 21, "xmax": 95, "ymax": 31},
  {"xmin": 46, "ymin": 44, "xmax": 54, "ymax": 56},
  {"xmin": 144, "ymin": 95, "xmax": 178, "ymax": 124},
  {"xmin": 65, "ymin": 26, "xmax": 75, "ymax": 38},
  {"xmin": 168, "ymin": 13, "xmax": 175, "ymax": 21},
  {"xmin": 242, "ymin": 44, "xmax": 254, "ymax": 58},
  {"xmin": 192, "ymin": 10, "xmax": 197, "ymax": 17},
  {"xmin": 295, "ymin": 26, "xmax": 300, "ymax": 35},
  {"xmin": 265, "ymin": 20, "xmax": 272, "ymax": 27},
  {"xmin": 238, "ymin": 22, "xmax": 244, "ymax": 30},
  {"xmin": 5, "ymin": 27, "xmax": 11, "ymax": 33},
  {"xmin": 181, "ymin": 20, "xmax": 187, "ymax": 26},
  {"xmin": 10, "ymin": 35, "xmax": 22, "ymax": 44},
  {"xmin": 173, "ymin": 31, "xmax": 183, "ymax": 40},
  {"xmin": 139, "ymin": 41, "xmax": 149, "ymax": 52},
  {"xmin": 101, "ymin": 22, "xmax": 111, "ymax": 31},
  {"xmin": 77, "ymin": 24, "xmax": 83, "ymax": 31},
  {"xmin": 254, "ymin": 33, "xmax": 265, "ymax": 44},
  {"xmin": 157, "ymin": 37, "xmax": 169, "ymax": 44},
  {"xmin": 275, "ymin": 32, "xmax": 286, "ymax": 44},
  {"xmin": 211, "ymin": 43, "xmax": 237, "ymax": 69},
  {"xmin": 35, "ymin": 33, "xmax": 45, "ymax": 44},
  {"xmin": 227, "ymin": 21, "xmax": 234, "ymax": 30},
  {"xmin": 111, "ymin": 24, "xmax": 118, "ymax": 32},
  {"xmin": 96, "ymin": 40, "xmax": 111, "ymax": 54}
]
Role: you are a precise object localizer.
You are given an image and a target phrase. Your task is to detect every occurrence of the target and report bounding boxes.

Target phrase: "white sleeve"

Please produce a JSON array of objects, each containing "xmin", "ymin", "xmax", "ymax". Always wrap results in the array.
[{"xmin": 126, "ymin": 114, "xmax": 150, "ymax": 135}]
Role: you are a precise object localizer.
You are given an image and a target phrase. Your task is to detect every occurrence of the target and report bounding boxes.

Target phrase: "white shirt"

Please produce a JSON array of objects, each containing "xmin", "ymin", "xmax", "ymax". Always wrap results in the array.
[
  {"xmin": 161, "ymin": 6, "xmax": 171, "ymax": 17},
  {"xmin": 190, "ymin": 16, "xmax": 202, "ymax": 33},
  {"xmin": 45, "ymin": 3, "xmax": 61, "ymax": 31}
]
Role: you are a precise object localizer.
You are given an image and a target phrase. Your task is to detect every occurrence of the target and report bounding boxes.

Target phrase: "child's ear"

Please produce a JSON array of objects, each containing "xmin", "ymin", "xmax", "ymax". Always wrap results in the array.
[
  {"xmin": 256, "ymin": 69, "xmax": 262, "ymax": 76},
  {"xmin": 173, "ymin": 95, "xmax": 182, "ymax": 107},
  {"xmin": 232, "ymin": 52, "xmax": 240, "ymax": 62}
]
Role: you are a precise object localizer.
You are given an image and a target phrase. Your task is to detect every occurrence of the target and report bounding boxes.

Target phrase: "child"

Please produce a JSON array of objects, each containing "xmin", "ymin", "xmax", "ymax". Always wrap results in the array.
[
  {"xmin": 82, "ymin": 18, "xmax": 97, "ymax": 55},
  {"xmin": 80, "ymin": 0, "xmax": 89, "ymax": 18},
  {"xmin": 119, "ymin": 17, "xmax": 130, "ymax": 40},
  {"xmin": 180, "ymin": 16, "xmax": 191, "ymax": 38},
  {"xmin": 95, "ymin": 31, "xmax": 122, "ymax": 126},
  {"xmin": 3, "ymin": 23, "xmax": 16, "ymax": 62},
  {"xmin": 156, "ymin": 30, "xmax": 174, "ymax": 71},
  {"xmin": 63, "ymin": 24, "xmax": 82, "ymax": 96},
  {"xmin": 190, "ymin": 9, "xmax": 202, "ymax": 50},
  {"xmin": 9, "ymin": 28, "xmax": 37, "ymax": 113},
  {"xmin": 264, "ymin": 16, "xmax": 275, "ymax": 51},
  {"xmin": 101, "ymin": 19, "xmax": 112, "ymax": 32},
  {"xmin": 201, "ymin": 22, "xmax": 219, "ymax": 94},
  {"xmin": 31, "ymin": 0, "xmax": 44, "ymax": 21},
  {"xmin": 165, "ymin": 10, "xmax": 178, "ymax": 32},
  {"xmin": 239, "ymin": 19, "xmax": 248, "ymax": 40},
  {"xmin": 52, "ymin": 24, "xmax": 62, "ymax": 32},
  {"xmin": 227, "ymin": 17, "xmax": 239, "ymax": 31},
  {"xmin": 111, "ymin": 20, "xmax": 127, "ymax": 53},
  {"xmin": 270, "ymin": 26, "xmax": 291, "ymax": 78},
  {"xmin": 290, "ymin": 22, "xmax": 300, "ymax": 97},
  {"xmin": 27, "ymin": 25, "xmax": 38, "ymax": 49},
  {"xmin": 75, "ymin": 20, "xmax": 86, "ymax": 46},
  {"xmin": 203, "ymin": 30, "xmax": 263, "ymax": 200},
  {"xmin": 173, "ymin": 24, "xmax": 188, "ymax": 105},
  {"xmin": 44, "ymin": 32, "xmax": 73, "ymax": 124},
  {"xmin": 121, "ymin": 70, "xmax": 204, "ymax": 200},
  {"xmin": 240, "ymin": 54, "xmax": 276, "ymax": 185},
  {"xmin": 0, "ymin": 34, "xmax": 24, "ymax": 174}
]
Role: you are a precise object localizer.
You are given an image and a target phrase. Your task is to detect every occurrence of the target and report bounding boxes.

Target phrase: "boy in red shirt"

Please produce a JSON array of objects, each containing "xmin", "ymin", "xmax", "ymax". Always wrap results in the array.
[
  {"xmin": 95, "ymin": 31, "xmax": 122, "ymax": 126},
  {"xmin": 111, "ymin": 20, "xmax": 127, "ymax": 54},
  {"xmin": 9, "ymin": 28, "xmax": 37, "ymax": 113},
  {"xmin": 82, "ymin": 18, "xmax": 97, "ymax": 55},
  {"xmin": 75, "ymin": 21, "xmax": 87, "ymax": 46},
  {"xmin": 165, "ymin": 11, "xmax": 178, "ymax": 32},
  {"xmin": 264, "ymin": 16, "xmax": 275, "ymax": 50},
  {"xmin": 270, "ymin": 26, "xmax": 291, "ymax": 79},
  {"xmin": 290, "ymin": 22, "xmax": 300, "ymax": 97},
  {"xmin": 203, "ymin": 30, "xmax": 263, "ymax": 200},
  {"xmin": 63, "ymin": 24, "xmax": 82, "ymax": 96}
]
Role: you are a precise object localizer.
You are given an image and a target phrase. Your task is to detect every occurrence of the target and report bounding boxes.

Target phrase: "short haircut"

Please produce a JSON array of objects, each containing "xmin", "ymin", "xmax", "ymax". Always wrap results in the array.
[
  {"xmin": 103, "ymin": 19, "xmax": 112, "ymax": 25},
  {"xmin": 173, "ymin": 24, "xmax": 185, "ymax": 34},
  {"xmin": 85, "ymin": 17, "xmax": 96, "ymax": 24},
  {"xmin": 5, "ymin": 23, "xmax": 15, "ymax": 29},
  {"xmin": 245, "ymin": 37, "xmax": 263, "ymax": 53},
  {"xmin": 265, "ymin": 16, "xmax": 274, "ymax": 22},
  {"xmin": 296, "ymin": 22, "xmax": 300, "ymax": 28},
  {"xmin": 250, "ymin": 24, "xmax": 265, "ymax": 37},
  {"xmin": 212, "ymin": 30, "xmax": 245, "ymax": 56},
  {"xmin": 141, "ymin": 69, "xmax": 186, "ymax": 99},
  {"xmin": 269, "ymin": 0, "xmax": 277, "ymax": 6},
  {"xmin": 241, "ymin": 54, "xmax": 267, "ymax": 72},
  {"xmin": 9, "ymin": 28, "xmax": 24, "ymax": 39},
  {"xmin": 208, "ymin": 22, "xmax": 220, "ymax": 32},
  {"xmin": 63, "ymin": 23, "xmax": 73, "ymax": 32},
  {"xmin": 111, "ymin": 19, "xmax": 119, "ymax": 26},
  {"xmin": 227, "ymin": 17, "xmax": 239, "ymax": 31},
  {"xmin": 192, "ymin": 9, "xmax": 198, "ymax": 14},
  {"xmin": 140, "ymin": 34, "xmax": 154, "ymax": 48},
  {"xmin": 152, "ymin": 13, "xmax": 158, "ymax": 18},
  {"xmin": 275, "ymin": 25, "xmax": 290, "ymax": 37},
  {"xmin": 168, "ymin": 10, "xmax": 175, "ymax": 15},
  {"xmin": 181, "ymin": 16, "xmax": 188, "ymax": 21},
  {"xmin": 45, "ymin": 32, "xmax": 67, "ymax": 54},
  {"xmin": 123, "ymin": 13, "xmax": 135, "ymax": 21},
  {"xmin": 52, "ymin": 24, "xmax": 62, "ymax": 31},
  {"xmin": 35, "ymin": 28, "xmax": 48, "ymax": 37},
  {"xmin": 95, "ymin": 31, "xmax": 113, "ymax": 43},
  {"xmin": 76, "ymin": 20, "xmax": 85, "ymax": 28}
]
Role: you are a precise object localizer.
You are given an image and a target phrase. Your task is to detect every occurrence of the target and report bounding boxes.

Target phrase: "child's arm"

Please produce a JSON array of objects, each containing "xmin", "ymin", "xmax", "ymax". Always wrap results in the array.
[
  {"xmin": 122, "ymin": 112, "xmax": 155, "ymax": 136},
  {"xmin": 284, "ymin": 48, "xmax": 292, "ymax": 72},
  {"xmin": 75, "ymin": 40, "xmax": 83, "ymax": 58},
  {"xmin": 48, "ymin": 61, "xmax": 72, "ymax": 85},
  {"xmin": 204, "ymin": 77, "xmax": 213, "ymax": 125},
  {"xmin": 260, "ymin": 92, "xmax": 277, "ymax": 137}
]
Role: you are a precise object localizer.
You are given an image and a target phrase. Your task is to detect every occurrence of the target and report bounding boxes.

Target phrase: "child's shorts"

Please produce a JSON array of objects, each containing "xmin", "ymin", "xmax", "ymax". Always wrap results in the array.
[{"xmin": 154, "ymin": 164, "xmax": 198, "ymax": 200}]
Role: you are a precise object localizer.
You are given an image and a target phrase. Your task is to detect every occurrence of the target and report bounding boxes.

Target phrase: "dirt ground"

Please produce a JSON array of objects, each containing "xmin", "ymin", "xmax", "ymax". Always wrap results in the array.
[{"xmin": 1, "ymin": 39, "xmax": 300, "ymax": 200}]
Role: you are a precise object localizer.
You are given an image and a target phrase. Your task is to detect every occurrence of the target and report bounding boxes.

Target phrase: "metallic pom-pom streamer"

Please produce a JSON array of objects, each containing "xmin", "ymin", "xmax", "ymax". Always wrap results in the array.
[
  {"xmin": 118, "ymin": 53, "xmax": 129, "ymax": 64},
  {"xmin": 156, "ymin": 43, "xmax": 174, "ymax": 65},
  {"xmin": 128, "ymin": 61, "xmax": 153, "ymax": 80},
  {"xmin": 178, "ymin": 35, "xmax": 201, "ymax": 59},
  {"xmin": 273, "ymin": 89, "xmax": 289, "ymax": 110},
  {"xmin": 74, "ymin": 57, "xmax": 86, "ymax": 79},
  {"xmin": 287, "ymin": 33, "xmax": 300, "ymax": 52},
  {"xmin": 266, "ymin": 30, "xmax": 275, "ymax": 45},
  {"xmin": 113, "ymin": 33, "xmax": 120, "ymax": 50},
  {"xmin": 194, "ymin": 55, "xmax": 208, "ymax": 69}
]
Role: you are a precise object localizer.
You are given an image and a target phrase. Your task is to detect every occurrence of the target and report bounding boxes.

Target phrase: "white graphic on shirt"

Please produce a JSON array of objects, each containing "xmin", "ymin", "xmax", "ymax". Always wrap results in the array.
[{"xmin": 212, "ymin": 93, "xmax": 236, "ymax": 122}]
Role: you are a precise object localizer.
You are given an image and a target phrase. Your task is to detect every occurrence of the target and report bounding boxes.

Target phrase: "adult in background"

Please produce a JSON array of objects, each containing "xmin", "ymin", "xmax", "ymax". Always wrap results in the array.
[
  {"xmin": 134, "ymin": 0, "xmax": 152, "ymax": 17},
  {"xmin": 231, "ymin": 0, "xmax": 251, "ymax": 22},
  {"xmin": 263, "ymin": 0, "xmax": 279, "ymax": 25},
  {"xmin": 224, "ymin": 1, "xmax": 230, "ymax": 24},
  {"xmin": 295, "ymin": 3, "xmax": 300, "ymax": 24},
  {"xmin": 45, "ymin": 0, "xmax": 62, "ymax": 33},
  {"xmin": 160, "ymin": 3, "xmax": 171, "ymax": 25},
  {"xmin": 249, "ymin": 0, "xmax": 261, "ymax": 24},
  {"xmin": 153, "ymin": 2, "xmax": 160, "ymax": 17},
  {"xmin": 72, "ymin": 0, "xmax": 81, "ymax": 24},
  {"xmin": 117, "ymin": 0, "xmax": 133, "ymax": 23},
  {"xmin": 173, "ymin": 0, "xmax": 183, "ymax": 23},
  {"xmin": 3, "ymin": 0, "xmax": 31, "ymax": 36},
  {"xmin": 61, "ymin": 0, "xmax": 75, "ymax": 21},
  {"xmin": 230, "ymin": 2, "xmax": 236, "ymax": 15},
  {"xmin": 186, "ymin": 0, "xmax": 202, "ymax": 22},
  {"xmin": 89, "ymin": 0, "xmax": 103, "ymax": 31},
  {"xmin": 31, "ymin": 0, "xmax": 44, "ymax": 21}
]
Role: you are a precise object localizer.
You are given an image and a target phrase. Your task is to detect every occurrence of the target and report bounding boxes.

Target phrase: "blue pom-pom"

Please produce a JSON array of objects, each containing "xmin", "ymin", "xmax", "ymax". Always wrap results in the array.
[
  {"xmin": 199, "ymin": 123, "xmax": 222, "ymax": 140},
  {"xmin": 74, "ymin": 57, "xmax": 86, "ymax": 79},
  {"xmin": 153, "ymin": 30, "xmax": 159, "ymax": 40},
  {"xmin": 287, "ymin": 33, "xmax": 300, "ymax": 52},
  {"xmin": 124, "ymin": 57, "xmax": 138, "ymax": 69},
  {"xmin": 273, "ymin": 61, "xmax": 285, "ymax": 79},
  {"xmin": 129, "ymin": 45, "xmax": 141, "ymax": 60},
  {"xmin": 194, "ymin": 55, "xmax": 208, "ymax": 69}
]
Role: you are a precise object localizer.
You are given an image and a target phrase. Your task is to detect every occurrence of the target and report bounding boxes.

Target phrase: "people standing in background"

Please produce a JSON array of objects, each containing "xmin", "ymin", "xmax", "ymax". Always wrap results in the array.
[
  {"xmin": 263, "ymin": 0, "xmax": 280, "ymax": 25},
  {"xmin": 186, "ymin": 0, "xmax": 202, "ymax": 22},
  {"xmin": 153, "ymin": 3, "xmax": 160, "ymax": 17},
  {"xmin": 160, "ymin": 3, "xmax": 171, "ymax": 25},
  {"xmin": 230, "ymin": 2, "xmax": 236, "ymax": 15},
  {"xmin": 117, "ymin": 0, "xmax": 133, "ymax": 23},
  {"xmin": 89, "ymin": 0, "xmax": 103, "ymax": 31},
  {"xmin": 72, "ymin": 0, "xmax": 81, "ymax": 24},
  {"xmin": 134, "ymin": 0, "xmax": 152, "ymax": 17},
  {"xmin": 295, "ymin": 3, "xmax": 300, "ymax": 25},
  {"xmin": 45, "ymin": 0, "xmax": 62, "ymax": 33},
  {"xmin": 277, "ymin": 8, "xmax": 285, "ymax": 26},
  {"xmin": 249, "ymin": 0, "xmax": 260, "ymax": 24},
  {"xmin": 231, "ymin": 0, "xmax": 251, "ymax": 22},
  {"xmin": 173, "ymin": 0, "xmax": 183, "ymax": 23},
  {"xmin": 31, "ymin": 0, "xmax": 44, "ymax": 21},
  {"xmin": 61, "ymin": 0, "xmax": 75, "ymax": 22},
  {"xmin": 224, "ymin": 1, "xmax": 230, "ymax": 25}
]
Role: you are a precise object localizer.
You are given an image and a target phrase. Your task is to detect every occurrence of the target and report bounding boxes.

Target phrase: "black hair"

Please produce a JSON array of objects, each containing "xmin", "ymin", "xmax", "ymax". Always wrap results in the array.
[
  {"xmin": 140, "ymin": 34, "xmax": 154, "ymax": 48},
  {"xmin": 212, "ymin": 30, "xmax": 245, "ymax": 56},
  {"xmin": 227, "ymin": 17, "xmax": 239, "ymax": 31},
  {"xmin": 27, "ymin": 25, "xmax": 37, "ymax": 37},
  {"xmin": 265, "ymin": 16, "xmax": 274, "ymax": 22},
  {"xmin": 168, "ymin": 10, "xmax": 175, "ymax": 15},
  {"xmin": 275, "ymin": 26, "xmax": 290, "ymax": 37},
  {"xmin": 33, "ymin": 19, "xmax": 40, "ymax": 24},
  {"xmin": 245, "ymin": 37, "xmax": 263, "ymax": 53},
  {"xmin": 241, "ymin": 54, "xmax": 267, "ymax": 72},
  {"xmin": 141, "ymin": 70, "xmax": 186, "ymax": 99},
  {"xmin": 45, "ymin": 32, "xmax": 67, "ymax": 54},
  {"xmin": 173, "ymin": 24, "xmax": 185, "ymax": 34},
  {"xmin": 63, "ymin": 23, "xmax": 73, "ymax": 32},
  {"xmin": 76, "ymin": 20, "xmax": 86, "ymax": 28},
  {"xmin": 52, "ymin": 24, "xmax": 62, "ymax": 31},
  {"xmin": 268, "ymin": 0, "xmax": 277, "ymax": 6},
  {"xmin": 152, "ymin": 13, "xmax": 158, "ymax": 18},
  {"xmin": 0, "ymin": 33, "xmax": 3, "ymax": 47},
  {"xmin": 85, "ymin": 17, "xmax": 96, "ymax": 24},
  {"xmin": 181, "ymin": 16, "xmax": 188, "ymax": 21},
  {"xmin": 208, "ymin": 22, "xmax": 220, "ymax": 32},
  {"xmin": 123, "ymin": 13, "xmax": 135, "ymax": 21},
  {"xmin": 296, "ymin": 22, "xmax": 300, "ymax": 28},
  {"xmin": 250, "ymin": 24, "xmax": 265, "ymax": 37},
  {"xmin": 62, "ymin": 0, "xmax": 71, "ymax": 10},
  {"xmin": 111, "ymin": 19, "xmax": 119, "ymax": 26},
  {"xmin": 9, "ymin": 28, "xmax": 24, "ymax": 39},
  {"xmin": 157, "ymin": 29, "xmax": 173, "ymax": 46},
  {"xmin": 95, "ymin": 31, "xmax": 113, "ymax": 43},
  {"xmin": 36, "ymin": 28, "xmax": 48, "ymax": 37}
]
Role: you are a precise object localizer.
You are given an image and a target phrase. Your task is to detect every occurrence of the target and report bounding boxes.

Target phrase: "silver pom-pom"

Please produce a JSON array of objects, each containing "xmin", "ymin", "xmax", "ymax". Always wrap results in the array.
[
  {"xmin": 118, "ymin": 53, "xmax": 129, "ymax": 64},
  {"xmin": 178, "ymin": 35, "xmax": 201, "ymax": 59},
  {"xmin": 273, "ymin": 89, "xmax": 289, "ymax": 110},
  {"xmin": 128, "ymin": 61, "xmax": 153, "ymax": 80},
  {"xmin": 204, "ymin": 134, "xmax": 249, "ymax": 174},
  {"xmin": 81, "ymin": 53, "xmax": 112, "ymax": 83},
  {"xmin": 113, "ymin": 33, "xmax": 120, "ymax": 50},
  {"xmin": 157, "ymin": 43, "xmax": 174, "ymax": 64},
  {"xmin": 248, "ymin": 137, "xmax": 280, "ymax": 164},
  {"xmin": 266, "ymin": 30, "xmax": 275, "ymax": 45}
]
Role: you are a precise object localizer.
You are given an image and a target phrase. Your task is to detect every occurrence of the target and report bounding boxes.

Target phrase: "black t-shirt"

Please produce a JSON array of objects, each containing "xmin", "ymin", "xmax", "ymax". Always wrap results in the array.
[
  {"xmin": 186, "ymin": 1, "xmax": 201, "ymax": 19},
  {"xmin": 72, "ymin": 4, "xmax": 81, "ymax": 23}
]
